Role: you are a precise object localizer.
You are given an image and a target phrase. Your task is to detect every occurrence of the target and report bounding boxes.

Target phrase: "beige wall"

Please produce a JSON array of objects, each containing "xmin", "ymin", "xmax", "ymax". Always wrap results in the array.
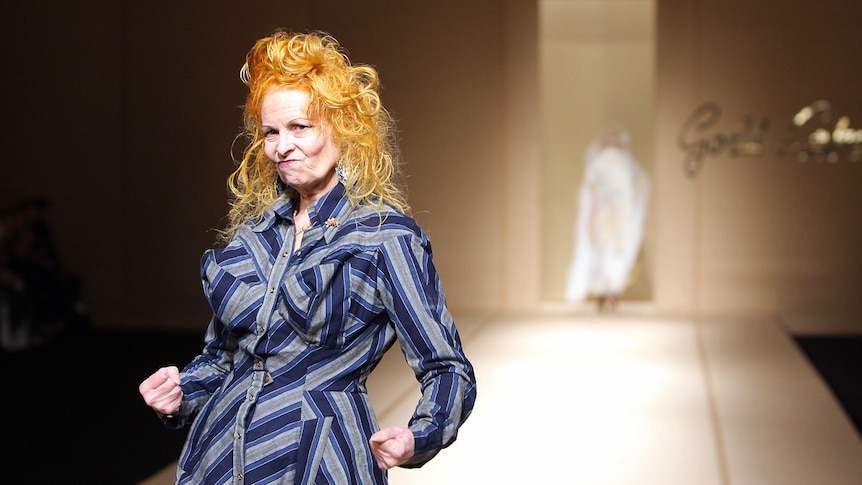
[
  {"xmin": 655, "ymin": 0, "xmax": 862, "ymax": 318},
  {"xmin": 4, "ymin": 1, "xmax": 861, "ymax": 331}
]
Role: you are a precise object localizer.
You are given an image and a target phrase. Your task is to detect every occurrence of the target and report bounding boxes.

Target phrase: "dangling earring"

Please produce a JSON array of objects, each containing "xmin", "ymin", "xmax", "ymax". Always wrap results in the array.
[
  {"xmin": 274, "ymin": 177, "xmax": 287, "ymax": 196},
  {"xmin": 335, "ymin": 159, "xmax": 348, "ymax": 185}
]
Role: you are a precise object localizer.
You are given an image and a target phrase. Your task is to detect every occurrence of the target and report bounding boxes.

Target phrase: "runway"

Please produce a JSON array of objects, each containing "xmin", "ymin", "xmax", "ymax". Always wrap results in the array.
[{"xmin": 141, "ymin": 311, "xmax": 862, "ymax": 484}]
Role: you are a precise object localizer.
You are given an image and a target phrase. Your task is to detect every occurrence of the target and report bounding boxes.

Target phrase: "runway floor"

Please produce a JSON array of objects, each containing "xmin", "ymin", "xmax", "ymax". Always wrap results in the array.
[{"xmin": 140, "ymin": 311, "xmax": 862, "ymax": 485}]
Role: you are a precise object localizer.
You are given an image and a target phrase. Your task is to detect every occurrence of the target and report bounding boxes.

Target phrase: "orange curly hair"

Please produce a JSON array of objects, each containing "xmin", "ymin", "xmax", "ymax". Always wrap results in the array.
[{"xmin": 220, "ymin": 30, "xmax": 408, "ymax": 243}]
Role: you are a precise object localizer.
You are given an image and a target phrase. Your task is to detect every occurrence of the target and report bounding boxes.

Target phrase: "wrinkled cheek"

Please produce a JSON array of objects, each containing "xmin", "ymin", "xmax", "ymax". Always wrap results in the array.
[{"xmin": 263, "ymin": 143, "xmax": 278, "ymax": 164}]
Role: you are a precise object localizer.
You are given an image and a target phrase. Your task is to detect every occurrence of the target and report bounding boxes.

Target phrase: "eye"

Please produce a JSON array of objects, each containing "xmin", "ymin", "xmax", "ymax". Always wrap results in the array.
[
  {"xmin": 263, "ymin": 128, "xmax": 279, "ymax": 141},
  {"xmin": 292, "ymin": 123, "xmax": 312, "ymax": 134}
]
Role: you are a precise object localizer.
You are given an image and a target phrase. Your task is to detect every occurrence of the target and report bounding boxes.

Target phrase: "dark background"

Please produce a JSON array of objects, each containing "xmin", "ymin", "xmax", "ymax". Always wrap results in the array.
[{"xmin": 2, "ymin": 330, "xmax": 202, "ymax": 484}]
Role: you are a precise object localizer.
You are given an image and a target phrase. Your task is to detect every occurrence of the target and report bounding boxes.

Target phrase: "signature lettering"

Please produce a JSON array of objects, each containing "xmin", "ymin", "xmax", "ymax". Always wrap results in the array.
[
  {"xmin": 777, "ymin": 100, "xmax": 862, "ymax": 163},
  {"xmin": 678, "ymin": 102, "xmax": 769, "ymax": 178},
  {"xmin": 678, "ymin": 100, "xmax": 861, "ymax": 177}
]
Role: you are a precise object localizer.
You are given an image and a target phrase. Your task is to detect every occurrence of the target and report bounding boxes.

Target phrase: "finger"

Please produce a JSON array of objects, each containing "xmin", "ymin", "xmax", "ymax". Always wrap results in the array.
[
  {"xmin": 369, "ymin": 427, "xmax": 396, "ymax": 443},
  {"xmin": 141, "ymin": 373, "xmax": 180, "ymax": 405},
  {"xmin": 164, "ymin": 366, "xmax": 181, "ymax": 385},
  {"xmin": 370, "ymin": 450, "xmax": 392, "ymax": 471},
  {"xmin": 139, "ymin": 370, "xmax": 168, "ymax": 394},
  {"xmin": 368, "ymin": 441, "xmax": 387, "ymax": 468},
  {"xmin": 156, "ymin": 377, "xmax": 182, "ymax": 400},
  {"xmin": 152, "ymin": 387, "xmax": 183, "ymax": 414}
]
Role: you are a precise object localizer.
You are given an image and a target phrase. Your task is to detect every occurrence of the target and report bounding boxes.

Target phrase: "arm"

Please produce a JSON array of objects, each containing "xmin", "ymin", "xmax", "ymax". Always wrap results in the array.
[
  {"xmin": 138, "ymin": 315, "xmax": 236, "ymax": 429},
  {"xmin": 139, "ymin": 242, "xmax": 247, "ymax": 427},
  {"xmin": 375, "ymin": 232, "xmax": 477, "ymax": 468},
  {"xmin": 168, "ymin": 315, "xmax": 236, "ymax": 427}
]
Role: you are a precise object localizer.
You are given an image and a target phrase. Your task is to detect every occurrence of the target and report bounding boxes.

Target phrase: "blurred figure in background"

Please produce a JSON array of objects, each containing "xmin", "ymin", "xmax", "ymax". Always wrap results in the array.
[
  {"xmin": 565, "ymin": 124, "xmax": 650, "ymax": 312},
  {"xmin": 0, "ymin": 197, "xmax": 89, "ymax": 351}
]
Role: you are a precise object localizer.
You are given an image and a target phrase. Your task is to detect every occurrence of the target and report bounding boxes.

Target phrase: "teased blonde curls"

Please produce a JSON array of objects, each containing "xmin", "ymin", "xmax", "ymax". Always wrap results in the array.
[{"xmin": 220, "ymin": 30, "xmax": 408, "ymax": 244}]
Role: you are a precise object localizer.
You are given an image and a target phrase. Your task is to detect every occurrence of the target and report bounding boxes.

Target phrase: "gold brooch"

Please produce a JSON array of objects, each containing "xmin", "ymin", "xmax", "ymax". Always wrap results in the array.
[{"xmin": 325, "ymin": 218, "xmax": 339, "ymax": 228}]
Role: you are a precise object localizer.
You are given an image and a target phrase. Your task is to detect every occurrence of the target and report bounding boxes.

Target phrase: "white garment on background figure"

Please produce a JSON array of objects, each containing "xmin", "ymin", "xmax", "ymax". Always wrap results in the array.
[{"xmin": 565, "ymin": 125, "xmax": 649, "ymax": 305}]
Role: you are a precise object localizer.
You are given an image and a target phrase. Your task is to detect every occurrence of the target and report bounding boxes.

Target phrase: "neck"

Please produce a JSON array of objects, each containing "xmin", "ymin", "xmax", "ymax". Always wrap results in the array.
[{"xmin": 292, "ymin": 174, "xmax": 338, "ymax": 214}]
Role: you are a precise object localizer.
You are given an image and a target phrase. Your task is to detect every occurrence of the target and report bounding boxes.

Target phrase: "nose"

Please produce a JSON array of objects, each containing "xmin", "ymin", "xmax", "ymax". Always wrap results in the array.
[{"xmin": 276, "ymin": 132, "xmax": 295, "ymax": 157}]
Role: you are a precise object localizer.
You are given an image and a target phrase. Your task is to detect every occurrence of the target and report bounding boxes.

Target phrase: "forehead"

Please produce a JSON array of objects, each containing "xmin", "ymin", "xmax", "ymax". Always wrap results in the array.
[{"xmin": 261, "ymin": 88, "xmax": 311, "ymax": 121}]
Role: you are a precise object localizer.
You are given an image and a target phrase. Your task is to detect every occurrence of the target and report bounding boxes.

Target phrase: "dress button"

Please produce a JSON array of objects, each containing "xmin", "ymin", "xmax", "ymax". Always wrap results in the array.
[
  {"xmin": 269, "ymin": 287, "xmax": 275, "ymax": 294},
  {"xmin": 283, "ymin": 251, "xmax": 289, "ymax": 257}
]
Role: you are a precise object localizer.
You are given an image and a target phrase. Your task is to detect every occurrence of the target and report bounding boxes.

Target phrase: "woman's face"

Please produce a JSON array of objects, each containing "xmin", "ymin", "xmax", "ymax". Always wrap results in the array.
[{"xmin": 261, "ymin": 87, "xmax": 340, "ymax": 199}]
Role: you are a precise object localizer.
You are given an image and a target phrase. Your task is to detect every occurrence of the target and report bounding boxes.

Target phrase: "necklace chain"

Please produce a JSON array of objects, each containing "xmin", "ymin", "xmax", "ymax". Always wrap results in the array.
[
  {"xmin": 296, "ymin": 222, "xmax": 313, "ymax": 235},
  {"xmin": 294, "ymin": 209, "xmax": 313, "ymax": 235}
]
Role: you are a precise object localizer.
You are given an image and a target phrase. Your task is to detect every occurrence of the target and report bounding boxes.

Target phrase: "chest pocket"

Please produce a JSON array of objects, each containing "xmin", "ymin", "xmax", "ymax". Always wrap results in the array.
[{"xmin": 277, "ymin": 251, "xmax": 381, "ymax": 348}]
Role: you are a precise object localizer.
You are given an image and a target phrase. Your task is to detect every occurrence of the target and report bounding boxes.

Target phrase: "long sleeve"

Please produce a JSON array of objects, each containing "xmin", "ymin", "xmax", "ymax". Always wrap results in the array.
[
  {"xmin": 377, "ymin": 232, "xmax": 477, "ymax": 467},
  {"xmin": 158, "ymin": 316, "xmax": 235, "ymax": 429},
  {"xmin": 158, "ymin": 190, "xmax": 477, "ymax": 482}
]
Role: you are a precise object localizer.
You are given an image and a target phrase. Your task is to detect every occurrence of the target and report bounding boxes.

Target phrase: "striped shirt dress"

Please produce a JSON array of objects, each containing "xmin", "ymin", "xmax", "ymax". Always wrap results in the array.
[{"xmin": 162, "ymin": 183, "xmax": 477, "ymax": 484}]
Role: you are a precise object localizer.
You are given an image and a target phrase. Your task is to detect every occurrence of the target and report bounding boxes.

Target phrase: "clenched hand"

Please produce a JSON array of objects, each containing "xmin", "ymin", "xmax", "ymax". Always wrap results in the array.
[
  {"xmin": 369, "ymin": 426, "xmax": 415, "ymax": 470},
  {"xmin": 139, "ymin": 366, "xmax": 182, "ymax": 415}
]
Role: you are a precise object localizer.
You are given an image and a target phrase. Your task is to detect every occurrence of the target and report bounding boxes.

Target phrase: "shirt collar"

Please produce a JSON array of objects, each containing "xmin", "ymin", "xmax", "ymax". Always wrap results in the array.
[{"xmin": 248, "ymin": 182, "xmax": 351, "ymax": 243}]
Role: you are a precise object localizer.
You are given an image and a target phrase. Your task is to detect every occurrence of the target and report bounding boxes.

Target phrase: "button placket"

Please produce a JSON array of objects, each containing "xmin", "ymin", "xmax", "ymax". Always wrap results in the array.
[{"xmin": 256, "ymin": 230, "xmax": 294, "ymax": 336}]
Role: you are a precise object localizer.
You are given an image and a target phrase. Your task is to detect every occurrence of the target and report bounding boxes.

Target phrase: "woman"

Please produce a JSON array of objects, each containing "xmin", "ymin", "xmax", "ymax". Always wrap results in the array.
[
  {"xmin": 564, "ymin": 124, "xmax": 650, "ymax": 312},
  {"xmin": 139, "ymin": 31, "xmax": 476, "ymax": 484}
]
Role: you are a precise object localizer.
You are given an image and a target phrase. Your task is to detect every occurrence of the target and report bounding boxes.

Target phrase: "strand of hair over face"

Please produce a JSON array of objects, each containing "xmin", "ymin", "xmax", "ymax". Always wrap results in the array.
[{"xmin": 220, "ymin": 31, "xmax": 409, "ymax": 244}]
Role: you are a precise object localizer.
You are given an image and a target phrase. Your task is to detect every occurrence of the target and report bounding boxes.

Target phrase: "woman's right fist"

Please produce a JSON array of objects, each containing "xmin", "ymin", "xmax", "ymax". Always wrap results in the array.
[{"xmin": 139, "ymin": 366, "xmax": 182, "ymax": 415}]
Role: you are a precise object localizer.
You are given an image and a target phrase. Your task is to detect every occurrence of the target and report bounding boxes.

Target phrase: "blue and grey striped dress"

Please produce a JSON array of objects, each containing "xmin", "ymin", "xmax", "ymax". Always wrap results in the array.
[{"xmin": 164, "ymin": 183, "xmax": 476, "ymax": 484}]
